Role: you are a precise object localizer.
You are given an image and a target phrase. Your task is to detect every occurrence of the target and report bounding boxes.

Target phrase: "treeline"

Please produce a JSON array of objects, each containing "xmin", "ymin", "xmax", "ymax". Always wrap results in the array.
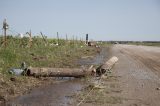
[{"xmin": 104, "ymin": 41, "xmax": 160, "ymax": 46}]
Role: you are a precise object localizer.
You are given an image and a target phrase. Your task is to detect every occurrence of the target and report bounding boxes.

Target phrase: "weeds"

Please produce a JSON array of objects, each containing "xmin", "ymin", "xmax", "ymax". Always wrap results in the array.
[
  {"xmin": 0, "ymin": 36, "xmax": 97, "ymax": 73},
  {"xmin": 0, "ymin": 35, "xmax": 100, "ymax": 100}
]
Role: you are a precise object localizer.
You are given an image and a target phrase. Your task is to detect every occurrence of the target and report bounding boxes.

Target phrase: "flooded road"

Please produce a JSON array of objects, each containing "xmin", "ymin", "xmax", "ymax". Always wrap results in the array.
[{"xmin": 7, "ymin": 47, "xmax": 110, "ymax": 106}]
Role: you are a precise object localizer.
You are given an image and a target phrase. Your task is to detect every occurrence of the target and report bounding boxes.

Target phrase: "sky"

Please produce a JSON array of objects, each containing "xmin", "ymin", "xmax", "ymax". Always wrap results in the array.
[{"xmin": 0, "ymin": 0, "xmax": 160, "ymax": 41}]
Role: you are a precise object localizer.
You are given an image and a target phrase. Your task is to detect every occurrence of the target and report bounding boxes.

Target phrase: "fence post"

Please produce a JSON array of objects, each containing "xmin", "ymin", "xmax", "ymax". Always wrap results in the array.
[{"xmin": 86, "ymin": 34, "xmax": 88, "ymax": 45}]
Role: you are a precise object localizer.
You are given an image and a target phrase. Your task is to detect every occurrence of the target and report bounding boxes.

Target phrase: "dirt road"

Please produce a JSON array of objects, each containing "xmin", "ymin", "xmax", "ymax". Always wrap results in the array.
[{"xmin": 105, "ymin": 44, "xmax": 160, "ymax": 106}]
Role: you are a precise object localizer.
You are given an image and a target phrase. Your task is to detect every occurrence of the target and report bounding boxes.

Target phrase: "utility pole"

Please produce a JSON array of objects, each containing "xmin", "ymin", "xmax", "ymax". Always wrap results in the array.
[{"xmin": 3, "ymin": 19, "xmax": 9, "ymax": 47}]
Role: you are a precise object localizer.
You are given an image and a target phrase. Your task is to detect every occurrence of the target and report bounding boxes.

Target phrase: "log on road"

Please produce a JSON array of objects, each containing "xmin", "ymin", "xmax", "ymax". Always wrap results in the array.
[
  {"xmin": 27, "ymin": 67, "xmax": 94, "ymax": 77},
  {"xmin": 96, "ymin": 56, "xmax": 118, "ymax": 75}
]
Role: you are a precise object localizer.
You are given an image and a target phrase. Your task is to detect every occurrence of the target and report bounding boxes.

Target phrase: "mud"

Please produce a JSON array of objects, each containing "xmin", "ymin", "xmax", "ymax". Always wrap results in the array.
[{"xmin": 7, "ymin": 79, "xmax": 83, "ymax": 106}]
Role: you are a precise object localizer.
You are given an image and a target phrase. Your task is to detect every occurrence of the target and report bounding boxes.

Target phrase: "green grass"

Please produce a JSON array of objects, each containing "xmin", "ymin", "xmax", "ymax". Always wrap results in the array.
[
  {"xmin": 0, "ymin": 35, "xmax": 102, "ymax": 100},
  {"xmin": 0, "ymin": 36, "xmax": 98, "ymax": 74}
]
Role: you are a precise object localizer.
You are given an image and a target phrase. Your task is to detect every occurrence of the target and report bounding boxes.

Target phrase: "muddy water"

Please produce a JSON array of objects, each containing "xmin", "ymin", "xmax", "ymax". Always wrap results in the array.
[
  {"xmin": 7, "ymin": 47, "xmax": 110, "ymax": 106},
  {"xmin": 7, "ymin": 79, "xmax": 83, "ymax": 106},
  {"xmin": 78, "ymin": 47, "xmax": 109, "ymax": 66}
]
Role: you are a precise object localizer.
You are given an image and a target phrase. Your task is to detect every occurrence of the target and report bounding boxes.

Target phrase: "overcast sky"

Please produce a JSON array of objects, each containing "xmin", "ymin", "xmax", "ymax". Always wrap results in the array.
[{"xmin": 0, "ymin": 0, "xmax": 160, "ymax": 41}]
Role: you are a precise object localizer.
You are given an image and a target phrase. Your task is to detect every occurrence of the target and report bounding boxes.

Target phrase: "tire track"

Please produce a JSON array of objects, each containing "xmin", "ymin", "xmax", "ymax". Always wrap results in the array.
[{"xmin": 109, "ymin": 45, "xmax": 160, "ymax": 106}]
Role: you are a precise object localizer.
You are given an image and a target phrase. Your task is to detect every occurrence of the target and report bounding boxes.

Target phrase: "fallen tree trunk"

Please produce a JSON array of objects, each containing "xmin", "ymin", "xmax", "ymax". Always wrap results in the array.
[
  {"xmin": 25, "ymin": 56, "xmax": 118, "ymax": 78},
  {"xmin": 27, "ymin": 67, "xmax": 93, "ymax": 77},
  {"xmin": 96, "ymin": 56, "xmax": 118, "ymax": 75}
]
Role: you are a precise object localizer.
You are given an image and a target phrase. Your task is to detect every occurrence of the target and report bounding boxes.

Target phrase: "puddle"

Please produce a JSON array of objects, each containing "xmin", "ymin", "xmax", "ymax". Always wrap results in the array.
[
  {"xmin": 7, "ymin": 79, "xmax": 84, "ymax": 106},
  {"xmin": 7, "ymin": 47, "xmax": 110, "ymax": 106},
  {"xmin": 78, "ymin": 47, "xmax": 109, "ymax": 66}
]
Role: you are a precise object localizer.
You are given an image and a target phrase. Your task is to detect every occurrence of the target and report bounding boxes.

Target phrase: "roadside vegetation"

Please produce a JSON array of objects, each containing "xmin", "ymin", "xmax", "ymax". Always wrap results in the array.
[{"xmin": 0, "ymin": 35, "xmax": 100, "ymax": 101}]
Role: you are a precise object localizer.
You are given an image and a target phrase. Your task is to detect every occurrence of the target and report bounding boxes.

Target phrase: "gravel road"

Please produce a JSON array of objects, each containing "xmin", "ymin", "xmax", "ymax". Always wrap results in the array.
[{"xmin": 107, "ymin": 44, "xmax": 160, "ymax": 106}]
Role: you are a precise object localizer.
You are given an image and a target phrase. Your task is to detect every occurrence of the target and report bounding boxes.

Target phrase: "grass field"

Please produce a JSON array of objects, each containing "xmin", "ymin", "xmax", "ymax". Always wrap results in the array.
[{"xmin": 0, "ymin": 35, "xmax": 100, "ymax": 100}]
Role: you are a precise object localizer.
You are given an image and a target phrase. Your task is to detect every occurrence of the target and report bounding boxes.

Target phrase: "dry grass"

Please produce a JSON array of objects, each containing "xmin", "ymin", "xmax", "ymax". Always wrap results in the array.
[{"xmin": 72, "ymin": 73, "xmax": 123, "ymax": 105}]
